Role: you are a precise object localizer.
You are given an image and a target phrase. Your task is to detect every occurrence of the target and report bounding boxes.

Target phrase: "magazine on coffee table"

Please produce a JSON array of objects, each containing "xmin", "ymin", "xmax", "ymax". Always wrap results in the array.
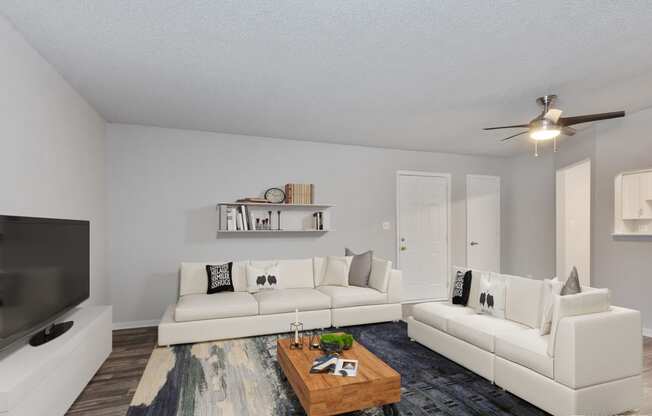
[
  {"xmin": 310, "ymin": 355, "xmax": 359, "ymax": 377},
  {"xmin": 334, "ymin": 358, "xmax": 358, "ymax": 377},
  {"xmin": 310, "ymin": 354, "xmax": 338, "ymax": 373}
]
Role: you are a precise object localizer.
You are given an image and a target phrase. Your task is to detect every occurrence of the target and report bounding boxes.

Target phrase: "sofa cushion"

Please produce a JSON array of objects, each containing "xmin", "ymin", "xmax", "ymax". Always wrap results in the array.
[
  {"xmin": 320, "ymin": 256, "xmax": 353, "ymax": 287},
  {"xmin": 250, "ymin": 258, "xmax": 314, "ymax": 289},
  {"xmin": 411, "ymin": 302, "xmax": 475, "ymax": 332},
  {"xmin": 477, "ymin": 273, "xmax": 507, "ymax": 318},
  {"xmin": 495, "ymin": 328, "xmax": 553, "ymax": 378},
  {"xmin": 345, "ymin": 248, "xmax": 373, "ymax": 287},
  {"xmin": 313, "ymin": 257, "xmax": 327, "ymax": 286},
  {"xmin": 254, "ymin": 288, "xmax": 331, "ymax": 315},
  {"xmin": 447, "ymin": 314, "xmax": 528, "ymax": 352},
  {"xmin": 246, "ymin": 263, "xmax": 280, "ymax": 292},
  {"xmin": 369, "ymin": 257, "xmax": 392, "ymax": 293},
  {"xmin": 467, "ymin": 269, "xmax": 489, "ymax": 311},
  {"xmin": 501, "ymin": 273, "xmax": 544, "ymax": 329},
  {"xmin": 547, "ymin": 288, "xmax": 611, "ymax": 357},
  {"xmin": 317, "ymin": 286, "xmax": 387, "ymax": 308},
  {"xmin": 180, "ymin": 261, "xmax": 247, "ymax": 296},
  {"xmin": 174, "ymin": 292, "xmax": 258, "ymax": 322}
]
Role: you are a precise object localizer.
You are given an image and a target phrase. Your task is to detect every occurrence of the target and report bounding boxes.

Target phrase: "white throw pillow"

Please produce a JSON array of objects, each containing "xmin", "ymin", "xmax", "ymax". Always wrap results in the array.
[
  {"xmin": 368, "ymin": 257, "xmax": 392, "ymax": 293},
  {"xmin": 546, "ymin": 288, "xmax": 611, "ymax": 357},
  {"xmin": 539, "ymin": 277, "xmax": 563, "ymax": 335},
  {"xmin": 477, "ymin": 273, "xmax": 506, "ymax": 319},
  {"xmin": 246, "ymin": 263, "xmax": 280, "ymax": 293},
  {"xmin": 320, "ymin": 256, "xmax": 352, "ymax": 287}
]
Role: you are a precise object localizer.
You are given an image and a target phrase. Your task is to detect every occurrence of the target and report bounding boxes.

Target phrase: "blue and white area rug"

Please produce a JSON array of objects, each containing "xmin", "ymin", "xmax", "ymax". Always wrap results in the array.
[{"xmin": 127, "ymin": 322, "xmax": 548, "ymax": 416}]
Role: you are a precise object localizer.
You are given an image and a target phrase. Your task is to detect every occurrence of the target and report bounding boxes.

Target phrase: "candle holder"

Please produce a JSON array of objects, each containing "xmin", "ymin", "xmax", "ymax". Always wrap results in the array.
[
  {"xmin": 289, "ymin": 322, "xmax": 304, "ymax": 349},
  {"xmin": 309, "ymin": 329, "xmax": 322, "ymax": 350}
]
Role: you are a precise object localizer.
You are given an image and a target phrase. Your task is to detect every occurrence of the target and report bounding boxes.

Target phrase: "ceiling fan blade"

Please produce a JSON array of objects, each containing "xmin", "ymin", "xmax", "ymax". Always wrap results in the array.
[
  {"xmin": 562, "ymin": 126, "xmax": 576, "ymax": 136},
  {"xmin": 500, "ymin": 131, "xmax": 529, "ymax": 142},
  {"xmin": 544, "ymin": 108, "xmax": 562, "ymax": 122},
  {"xmin": 559, "ymin": 111, "xmax": 625, "ymax": 126},
  {"xmin": 483, "ymin": 124, "xmax": 529, "ymax": 130}
]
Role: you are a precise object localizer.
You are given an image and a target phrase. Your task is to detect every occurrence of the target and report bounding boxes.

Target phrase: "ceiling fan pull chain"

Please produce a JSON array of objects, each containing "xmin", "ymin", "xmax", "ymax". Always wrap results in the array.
[
  {"xmin": 534, "ymin": 141, "xmax": 539, "ymax": 157},
  {"xmin": 554, "ymin": 137, "xmax": 558, "ymax": 152}
]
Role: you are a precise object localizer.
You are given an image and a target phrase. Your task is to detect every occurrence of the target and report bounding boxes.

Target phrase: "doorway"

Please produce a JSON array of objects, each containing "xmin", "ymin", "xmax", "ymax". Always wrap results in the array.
[
  {"xmin": 466, "ymin": 175, "xmax": 501, "ymax": 272},
  {"xmin": 396, "ymin": 171, "xmax": 450, "ymax": 302},
  {"xmin": 556, "ymin": 159, "xmax": 591, "ymax": 285}
]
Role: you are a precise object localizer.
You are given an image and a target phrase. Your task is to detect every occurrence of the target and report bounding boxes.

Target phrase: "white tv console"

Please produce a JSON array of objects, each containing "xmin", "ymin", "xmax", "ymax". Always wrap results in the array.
[{"xmin": 0, "ymin": 306, "xmax": 112, "ymax": 416}]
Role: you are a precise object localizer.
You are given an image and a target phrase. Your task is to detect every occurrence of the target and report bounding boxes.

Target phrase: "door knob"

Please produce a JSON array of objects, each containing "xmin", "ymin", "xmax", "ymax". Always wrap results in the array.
[{"xmin": 470, "ymin": 241, "xmax": 479, "ymax": 246}]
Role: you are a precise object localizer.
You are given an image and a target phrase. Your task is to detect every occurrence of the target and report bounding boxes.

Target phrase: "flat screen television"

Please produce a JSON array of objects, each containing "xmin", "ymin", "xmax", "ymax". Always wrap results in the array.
[{"xmin": 0, "ymin": 215, "xmax": 89, "ymax": 352}]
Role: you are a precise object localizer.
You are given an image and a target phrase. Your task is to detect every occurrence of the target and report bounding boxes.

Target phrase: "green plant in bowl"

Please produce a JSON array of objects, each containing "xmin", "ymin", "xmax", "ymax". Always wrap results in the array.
[
  {"xmin": 340, "ymin": 333, "xmax": 354, "ymax": 349},
  {"xmin": 319, "ymin": 333, "xmax": 354, "ymax": 353}
]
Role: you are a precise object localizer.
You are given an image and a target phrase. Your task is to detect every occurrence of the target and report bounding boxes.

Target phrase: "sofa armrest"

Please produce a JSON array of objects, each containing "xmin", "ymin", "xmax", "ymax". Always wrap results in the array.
[
  {"xmin": 387, "ymin": 269, "xmax": 402, "ymax": 304},
  {"xmin": 554, "ymin": 306, "xmax": 642, "ymax": 389}
]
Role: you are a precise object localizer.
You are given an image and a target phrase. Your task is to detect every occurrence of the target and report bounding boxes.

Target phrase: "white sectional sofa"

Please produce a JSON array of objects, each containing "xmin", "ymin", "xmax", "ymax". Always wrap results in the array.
[
  {"xmin": 407, "ymin": 270, "xmax": 642, "ymax": 416},
  {"xmin": 158, "ymin": 257, "xmax": 402, "ymax": 346}
]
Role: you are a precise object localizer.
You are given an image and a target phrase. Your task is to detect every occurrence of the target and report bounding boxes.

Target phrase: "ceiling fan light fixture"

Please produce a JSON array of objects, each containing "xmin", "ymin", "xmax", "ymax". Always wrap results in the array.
[
  {"xmin": 530, "ymin": 128, "xmax": 561, "ymax": 141},
  {"xmin": 529, "ymin": 118, "xmax": 561, "ymax": 141}
]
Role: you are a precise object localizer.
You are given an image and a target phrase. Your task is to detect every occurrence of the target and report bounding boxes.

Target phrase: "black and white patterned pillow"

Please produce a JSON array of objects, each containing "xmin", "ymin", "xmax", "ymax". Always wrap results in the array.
[
  {"xmin": 246, "ymin": 264, "xmax": 280, "ymax": 293},
  {"xmin": 451, "ymin": 270, "xmax": 472, "ymax": 305},
  {"xmin": 206, "ymin": 262, "xmax": 235, "ymax": 294}
]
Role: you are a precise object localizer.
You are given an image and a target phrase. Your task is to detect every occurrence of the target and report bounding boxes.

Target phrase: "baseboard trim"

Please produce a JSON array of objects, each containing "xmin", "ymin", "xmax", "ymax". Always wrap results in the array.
[
  {"xmin": 643, "ymin": 327, "xmax": 652, "ymax": 338},
  {"xmin": 113, "ymin": 319, "xmax": 159, "ymax": 330}
]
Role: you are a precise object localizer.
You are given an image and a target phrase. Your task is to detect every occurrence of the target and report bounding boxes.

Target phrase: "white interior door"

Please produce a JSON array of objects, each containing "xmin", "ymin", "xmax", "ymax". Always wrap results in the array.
[
  {"xmin": 556, "ymin": 159, "xmax": 591, "ymax": 285},
  {"xmin": 466, "ymin": 175, "xmax": 501, "ymax": 272},
  {"xmin": 397, "ymin": 172, "xmax": 450, "ymax": 302}
]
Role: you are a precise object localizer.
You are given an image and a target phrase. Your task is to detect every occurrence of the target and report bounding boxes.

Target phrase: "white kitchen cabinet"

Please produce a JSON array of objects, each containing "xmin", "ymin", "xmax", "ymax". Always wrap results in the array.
[
  {"xmin": 615, "ymin": 170, "xmax": 652, "ymax": 236},
  {"xmin": 621, "ymin": 173, "xmax": 641, "ymax": 219},
  {"xmin": 621, "ymin": 172, "xmax": 652, "ymax": 220},
  {"xmin": 643, "ymin": 171, "xmax": 652, "ymax": 201}
]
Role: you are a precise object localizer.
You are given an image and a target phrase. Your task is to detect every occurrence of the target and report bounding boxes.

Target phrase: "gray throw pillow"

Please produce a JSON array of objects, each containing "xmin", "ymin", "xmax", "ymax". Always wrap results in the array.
[
  {"xmin": 560, "ymin": 266, "xmax": 582, "ymax": 295},
  {"xmin": 345, "ymin": 248, "xmax": 373, "ymax": 287}
]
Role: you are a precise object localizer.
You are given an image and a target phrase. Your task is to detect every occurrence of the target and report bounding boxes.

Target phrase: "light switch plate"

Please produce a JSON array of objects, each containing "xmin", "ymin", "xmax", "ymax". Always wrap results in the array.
[{"xmin": 382, "ymin": 221, "xmax": 391, "ymax": 230}]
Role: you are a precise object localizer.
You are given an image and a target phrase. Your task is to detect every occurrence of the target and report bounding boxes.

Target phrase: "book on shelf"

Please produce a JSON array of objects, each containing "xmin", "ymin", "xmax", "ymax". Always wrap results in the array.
[
  {"xmin": 240, "ymin": 205, "xmax": 249, "ymax": 230},
  {"xmin": 236, "ymin": 197, "xmax": 269, "ymax": 203},
  {"xmin": 226, "ymin": 207, "xmax": 236, "ymax": 230},
  {"xmin": 284, "ymin": 183, "xmax": 314, "ymax": 204},
  {"xmin": 284, "ymin": 184, "xmax": 293, "ymax": 204},
  {"xmin": 249, "ymin": 209, "xmax": 257, "ymax": 230},
  {"xmin": 236, "ymin": 212, "xmax": 244, "ymax": 230}
]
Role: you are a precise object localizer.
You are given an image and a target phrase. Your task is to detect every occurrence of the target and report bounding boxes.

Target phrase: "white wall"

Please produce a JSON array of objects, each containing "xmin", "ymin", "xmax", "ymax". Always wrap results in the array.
[
  {"xmin": 503, "ymin": 110, "xmax": 652, "ymax": 329},
  {"xmin": 502, "ymin": 150, "xmax": 556, "ymax": 279},
  {"xmin": 106, "ymin": 123, "xmax": 507, "ymax": 324},
  {"xmin": 0, "ymin": 15, "xmax": 107, "ymax": 305},
  {"xmin": 593, "ymin": 109, "xmax": 652, "ymax": 330}
]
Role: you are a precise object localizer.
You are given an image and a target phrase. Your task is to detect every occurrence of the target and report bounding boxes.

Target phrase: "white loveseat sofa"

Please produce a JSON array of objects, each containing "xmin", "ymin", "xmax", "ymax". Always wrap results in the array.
[
  {"xmin": 407, "ymin": 270, "xmax": 642, "ymax": 416},
  {"xmin": 158, "ymin": 257, "xmax": 402, "ymax": 346}
]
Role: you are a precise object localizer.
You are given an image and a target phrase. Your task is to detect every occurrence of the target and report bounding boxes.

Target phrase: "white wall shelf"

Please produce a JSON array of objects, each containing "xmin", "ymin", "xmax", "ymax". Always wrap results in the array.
[
  {"xmin": 612, "ymin": 232, "xmax": 652, "ymax": 237},
  {"xmin": 217, "ymin": 229, "xmax": 333, "ymax": 234},
  {"xmin": 217, "ymin": 202, "xmax": 334, "ymax": 209},
  {"xmin": 216, "ymin": 202, "xmax": 334, "ymax": 235}
]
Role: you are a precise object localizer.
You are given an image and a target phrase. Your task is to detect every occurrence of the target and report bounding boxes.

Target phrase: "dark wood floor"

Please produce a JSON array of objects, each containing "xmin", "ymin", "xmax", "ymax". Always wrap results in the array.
[
  {"xmin": 66, "ymin": 327, "xmax": 158, "ymax": 416},
  {"xmin": 67, "ymin": 328, "xmax": 652, "ymax": 416}
]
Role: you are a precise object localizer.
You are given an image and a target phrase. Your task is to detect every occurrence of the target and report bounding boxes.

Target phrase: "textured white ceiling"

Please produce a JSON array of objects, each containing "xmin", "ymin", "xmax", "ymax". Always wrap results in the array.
[{"xmin": 2, "ymin": 1, "xmax": 652, "ymax": 156}]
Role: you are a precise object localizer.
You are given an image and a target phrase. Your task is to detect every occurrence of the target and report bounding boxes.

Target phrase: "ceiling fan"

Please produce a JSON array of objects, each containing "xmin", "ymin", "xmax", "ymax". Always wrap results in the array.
[{"xmin": 484, "ymin": 95, "xmax": 625, "ymax": 156}]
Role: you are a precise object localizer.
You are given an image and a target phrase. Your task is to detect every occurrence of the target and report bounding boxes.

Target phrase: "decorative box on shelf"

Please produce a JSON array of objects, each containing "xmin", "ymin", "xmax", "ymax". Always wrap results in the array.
[{"xmin": 216, "ymin": 202, "xmax": 334, "ymax": 236}]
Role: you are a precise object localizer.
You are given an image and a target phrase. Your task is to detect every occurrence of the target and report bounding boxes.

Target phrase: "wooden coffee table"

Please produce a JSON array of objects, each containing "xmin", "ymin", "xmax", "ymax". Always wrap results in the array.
[{"xmin": 277, "ymin": 337, "xmax": 401, "ymax": 416}]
